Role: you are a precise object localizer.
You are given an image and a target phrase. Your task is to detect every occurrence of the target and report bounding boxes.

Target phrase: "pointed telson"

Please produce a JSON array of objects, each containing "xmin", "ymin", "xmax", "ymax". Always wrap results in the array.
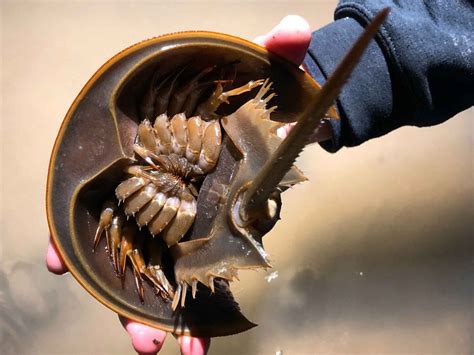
[{"xmin": 241, "ymin": 8, "xmax": 390, "ymax": 218}]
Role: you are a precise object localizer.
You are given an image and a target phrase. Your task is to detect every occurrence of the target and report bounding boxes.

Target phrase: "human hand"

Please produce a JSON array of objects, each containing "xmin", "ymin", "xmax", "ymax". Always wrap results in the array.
[
  {"xmin": 254, "ymin": 14, "xmax": 311, "ymax": 66},
  {"xmin": 255, "ymin": 15, "xmax": 333, "ymax": 143},
  {"xmin": 45, "ymin": 16, "xmax": 315, "ymax": 354}
]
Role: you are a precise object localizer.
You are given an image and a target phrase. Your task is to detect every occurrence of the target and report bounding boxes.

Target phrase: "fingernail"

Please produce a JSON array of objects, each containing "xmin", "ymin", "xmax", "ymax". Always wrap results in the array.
[
  {"xmin": 122, "ymin": 317, "xmax": 167, "ymax": 355},
  {"xmin": 46, "ymin": 238, "xmax": 68, "ymax": 275},
  {"xmin": 178, "ymin": 336, "xmax": 210, "ymax": 355}
]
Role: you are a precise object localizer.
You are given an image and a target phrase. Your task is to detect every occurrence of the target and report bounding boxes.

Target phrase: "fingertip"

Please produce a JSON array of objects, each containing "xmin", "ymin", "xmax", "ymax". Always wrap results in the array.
[
  {"xmin": 263, "ymin": 15, "xmax": 311, "ymax": 65},
  {"xmin": 278, "ymin": 15, "xmax": 311, "ymax": 35},
  {"xmin": 178, "ymin": 336, "xmax": 211, "ymax": 355},
  {"xmin": 276, "ymin": 122, "xmax": 296, "ymax": 139},
  {"xmin": 120, "ymin": 316, "xmax": 167, "ymax": 355},
  {"xmin": 46, "ymin": 237, "xmax": 68, "ymax": 275}
]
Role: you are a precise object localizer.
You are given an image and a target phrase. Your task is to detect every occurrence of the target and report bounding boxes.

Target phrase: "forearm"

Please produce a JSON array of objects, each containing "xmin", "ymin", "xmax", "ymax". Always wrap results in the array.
[{"xmin": 304, "ymin": 0, "xmax": 474, "ymax": 152}]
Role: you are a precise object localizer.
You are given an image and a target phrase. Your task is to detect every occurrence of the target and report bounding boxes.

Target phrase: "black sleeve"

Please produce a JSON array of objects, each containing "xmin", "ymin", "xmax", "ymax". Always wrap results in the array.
[{"xmin": 303, "ymin": 0, "xmax": 474, "ymax": 152}]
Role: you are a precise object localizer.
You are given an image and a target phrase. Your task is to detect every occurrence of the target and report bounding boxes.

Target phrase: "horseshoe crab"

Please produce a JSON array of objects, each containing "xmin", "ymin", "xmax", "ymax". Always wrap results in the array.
[{"xmin": 46, "ymin": 10, "xmax": 388, "ymax": 337}]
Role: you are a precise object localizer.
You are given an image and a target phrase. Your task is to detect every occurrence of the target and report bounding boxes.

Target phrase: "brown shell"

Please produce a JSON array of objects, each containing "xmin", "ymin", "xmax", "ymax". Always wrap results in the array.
[{"xmin": 46, "ymin": 31, "xmax": 323, "ymax": 337}]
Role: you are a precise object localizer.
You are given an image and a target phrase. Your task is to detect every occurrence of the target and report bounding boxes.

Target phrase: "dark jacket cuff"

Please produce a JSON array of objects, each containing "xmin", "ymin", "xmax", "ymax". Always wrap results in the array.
[{"xmin": 303, "ymin": 17, "xmax": 393, "ymax": 152}]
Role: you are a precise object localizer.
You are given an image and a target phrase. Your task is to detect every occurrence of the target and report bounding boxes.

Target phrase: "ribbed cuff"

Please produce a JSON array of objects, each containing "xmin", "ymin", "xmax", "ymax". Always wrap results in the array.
[{"xmin": 303, "ymin": 17, "xmax": 393, "ymax": 152}]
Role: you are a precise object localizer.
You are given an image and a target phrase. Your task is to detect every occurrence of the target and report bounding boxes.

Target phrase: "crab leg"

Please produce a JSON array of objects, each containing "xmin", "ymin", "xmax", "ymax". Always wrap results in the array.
[
  {"xmin": 131, "ymin": 148, "xmax": 181, "ymax": 177},
  {"xmin": 128, "ymin": 248, "xmax": 147, "ymax": 303},
  {"xmin": 198, "ymin": 121, "xmax": 221, "ymax": 173},
  {"xmin": 132, "ymin": 145, "xmax": 162, "ymax": 171},
  {"xmin": 119, "ymin": 225, "xmax": 133, "ymax": 275},
  {"xmin": 117, "ymin": 225, "xmax": 146, "ymax": 301},
  {"xmin": 140, "ymin": 71, "xmax": 159, "ymax": 120},
  {"xmin": 109, "ymin": 215, "xmax": 122, "ymax": 274},
  {"xmin": 185, "ymin": 116, "xmax": 203, "ymax": 163},
  {"xmin": 154, "ymin": 67, "xmax": 186, "ymax": 116},
  {"xmin": 116, "ymin": 176, "xmax": 148, "ymax": 202},
  {"xmin": 182, "ymin": 83, "xmax": 212, "ymax": 117},
  {"xmin": 141, "ymin": 170, "xmax": 180, "ymax": 193},
  {"xmin": 93, "ymin": 200, "xmax": 116, "ymax": 252},
  {"xmin": 154, "ymin": 114, "xmax": 173, "ymax": 155},
  {"xmin": 136, "ymin": 192, "xmax": 167, "ymax": 227},
  {"xmin": 137, "ymin": 119, "xmax": 158, "ymax": 154},
  {"xmin": 170, "ymin": 113, "xmax": 187, "ymax": 156},
  {"xmin": 123, "ymin": 183, "xmax": 158, "ymax": 217},
  {"xmin": 148, "ymin": 196, "xmax": 180, "ymax": 236},
  {"xmin": 197, "ymin": 79, "xmax": 264, "ymax": 118},
  {"xmin": 144, "ymin": 239, "xmax": 174, "ymax": 300},
  {"xmin": 161, "ymin": 194, "xmax": 197, "ymax": 246},
  {"xmin": 196, "ymin": 82, "xmax": 224, "ymax": 118},
  {"xmin": 220, "ymin": 79, "xmax": 265, "ymax": 102},
  {"xmin": 168, "ymin": 66, "xmax": 214, "ymax": 116}
]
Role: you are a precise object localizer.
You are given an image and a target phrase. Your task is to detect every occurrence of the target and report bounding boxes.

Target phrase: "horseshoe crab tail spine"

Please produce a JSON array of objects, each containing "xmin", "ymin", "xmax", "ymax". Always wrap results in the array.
[{"xmin": 240, "ymin": 8, "xmax": 390, "ymax": 219}]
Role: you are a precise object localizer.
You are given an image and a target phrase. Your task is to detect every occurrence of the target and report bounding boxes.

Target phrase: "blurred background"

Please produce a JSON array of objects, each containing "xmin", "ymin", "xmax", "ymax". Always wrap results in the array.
[{"xmin": 1, "ymin": 1, "xmax": 472, "ymax": 354}]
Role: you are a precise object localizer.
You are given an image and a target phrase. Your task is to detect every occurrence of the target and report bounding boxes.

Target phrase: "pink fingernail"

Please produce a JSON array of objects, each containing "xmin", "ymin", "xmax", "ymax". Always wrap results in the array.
[
  {"xmin": 178, "ymin": 336, "xmax": 210, "ymax": 355},
  {"xmin": 121, "ymin": 317, "xmax": 167, "ymax": 355},
  {"xmin": 46, "ymin": 238, "xmax": 68, "ymax": 275}
]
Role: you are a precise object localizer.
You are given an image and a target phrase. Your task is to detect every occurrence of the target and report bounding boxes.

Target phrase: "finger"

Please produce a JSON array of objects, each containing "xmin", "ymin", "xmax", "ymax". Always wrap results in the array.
[
  {"xmin": 178, "ymin": 335, "xmax": 211, "ymax": 355},
  {"xmin": 276, "ymin": 118, "xmax": 333, "ymax": 143},
  {"xmin": 257, "ymin": 15, "xmax": 311, "ymax": 66},
  {"xmin": 276, "ymin": 122, "xmax": 296, "ymax": 140},
  {"xmin": 119, "ymin": 316, "xmax": 167, "ymax": 355},
  {"xmin": 46, "ymin": 237, "xmax": 68, "ymax": 275}
]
